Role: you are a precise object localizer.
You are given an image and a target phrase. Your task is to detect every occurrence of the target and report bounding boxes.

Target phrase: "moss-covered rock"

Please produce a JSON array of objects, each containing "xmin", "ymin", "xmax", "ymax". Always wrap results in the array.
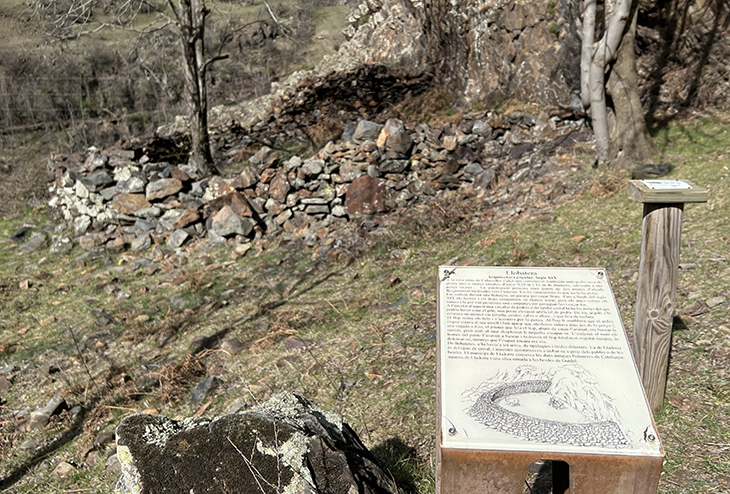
[{"xmin": 115, "ymin": 392, "xmax": 402, "ymax": 494}]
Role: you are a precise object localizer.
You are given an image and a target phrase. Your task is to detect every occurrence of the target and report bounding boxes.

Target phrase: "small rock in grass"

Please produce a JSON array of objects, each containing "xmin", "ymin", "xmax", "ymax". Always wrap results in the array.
[
  {"xmin": 220, "ymin": 337, "xmax": 245, "ymax": 355},
  {"xmin": 0, "ymin": 364, "xmax": 18, "ymax": 375},
  {"xmin": 282, "ymin": 337, "xmax": 315, "ymax": 350},
  {"xmin": 29, "ymin": 395, "xmax": 68, "ymax": 430},
  {"xmin": 51, "ymin": 461, "xmax": 77, "ymax": 479},
  {"xmin": 0, "ymin": 376, "xmax": 12, "ymax": 390},
  {"xmin": 18, "ymin": 233, "xmax": 46, "ymax": 253},
  {"xmin": 190, "ymin": 376, "xmax": 222, "ymax": 406},
  {"xmin": 18, "ymin": 438, "xmax": 40, "ymax": 452}
]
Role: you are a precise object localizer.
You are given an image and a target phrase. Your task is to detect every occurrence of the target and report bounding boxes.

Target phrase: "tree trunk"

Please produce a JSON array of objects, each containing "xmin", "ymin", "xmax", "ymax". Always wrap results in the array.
[
  {"xmin": 176, "ymin": 0, "xmax": 215, "ymax": 177},
  {"xmin": 581, "ymin": 0, "xmax": 652, "ymax": 166},
  {"xmin": 590, "ymin": 57, "xmax": 610, "ymax": 164},
  {"xmin": 581, "ymin": 0, "xmax": 597, "ymax": 109},
  {"xmin": 606, "ymin": 7, "xmax": 656, "ymax": 166}
]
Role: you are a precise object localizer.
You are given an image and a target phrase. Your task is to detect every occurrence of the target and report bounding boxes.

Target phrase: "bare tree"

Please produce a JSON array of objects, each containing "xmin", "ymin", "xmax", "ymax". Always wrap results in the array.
[
  {"xmin": 581, "ymin": 0, "xmax": 655, "ymax": 166},
  {"xmin": 28, "ymin": 0, "xmax": 241, "ymax": 176},
  {"xmin": 163, "ymin": 0, "xmax": 226, "ymax": 176}
]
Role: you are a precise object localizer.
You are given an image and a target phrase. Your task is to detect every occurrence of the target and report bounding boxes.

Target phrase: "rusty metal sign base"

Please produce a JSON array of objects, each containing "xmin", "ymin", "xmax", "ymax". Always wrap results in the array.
[{"xmin": 437, "ymin": 447, "xmax": 663, "ymax": 494}]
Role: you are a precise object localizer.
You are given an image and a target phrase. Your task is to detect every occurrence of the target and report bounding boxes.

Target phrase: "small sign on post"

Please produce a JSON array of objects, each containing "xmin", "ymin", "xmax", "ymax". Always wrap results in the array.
[
  {"xmin": 436, "ymin": 267, "xmax": 663, "ymax": 493},
  {"xmin": 627, "ymin": 179, "xmax": 707, "ymax": 413}
]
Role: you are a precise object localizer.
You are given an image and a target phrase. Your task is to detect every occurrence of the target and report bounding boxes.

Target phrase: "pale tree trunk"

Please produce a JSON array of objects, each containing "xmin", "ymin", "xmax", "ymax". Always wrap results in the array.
[
  {"xmin": 606, "ymin": 7, "xmax": 656, "ymax": 165},
  {"xmin": 581, "ymin": 0, "xmax": 652, "ymax": 166},
  {"xmin": 581, "ymin": 0, "xmax": 596, "ymax": 109},
  {"xmin": 167, "ymin": 0, "xmax": 220, "ymax": 177},
  {"xmin": 589, "ymin": 51, "xmax": 610, "ymax": 163}
]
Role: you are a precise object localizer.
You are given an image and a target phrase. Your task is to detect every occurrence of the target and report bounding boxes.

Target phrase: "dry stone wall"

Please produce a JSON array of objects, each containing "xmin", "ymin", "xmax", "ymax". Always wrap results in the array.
[{"xmin": 47, "ymin": 108, "xmax": 588, "ymax": 256}]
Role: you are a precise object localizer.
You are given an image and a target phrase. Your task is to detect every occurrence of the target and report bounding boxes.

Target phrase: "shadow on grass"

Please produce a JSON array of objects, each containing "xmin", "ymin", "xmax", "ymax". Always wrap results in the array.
[
  {"xmin": 188, "ymin": 263, "xmax": 340, "ymax": 354},
  {"xmin": 370, "ymin": 437, "xmax": 421, "ymax": 494},
  {"xmin": 672, "ymin": 315, "xmax": 690, "ymax": 332},
  {"xmin": 0, "ymin": 405, "xmax": 88, "ymax": 491}
]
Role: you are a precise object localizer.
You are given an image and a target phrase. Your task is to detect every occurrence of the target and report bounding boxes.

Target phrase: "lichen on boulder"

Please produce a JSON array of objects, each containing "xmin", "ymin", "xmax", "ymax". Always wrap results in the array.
[{"xmin": 115, "ymin": 392, "xmax": 402, "ymax": 494}]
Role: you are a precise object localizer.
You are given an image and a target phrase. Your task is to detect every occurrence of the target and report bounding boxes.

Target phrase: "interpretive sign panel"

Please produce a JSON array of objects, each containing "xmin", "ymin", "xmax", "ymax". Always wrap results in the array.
[
  {"xmin": 641, "ymin": 179, "xmax": 691, "ymax": 190},
  {"xmin": 627, "ymin": 179, "xmax": 707, "ymax": 203},
  {"xmin": 437, "ymin": 266, "xmax": 662, "ymax": 457}
]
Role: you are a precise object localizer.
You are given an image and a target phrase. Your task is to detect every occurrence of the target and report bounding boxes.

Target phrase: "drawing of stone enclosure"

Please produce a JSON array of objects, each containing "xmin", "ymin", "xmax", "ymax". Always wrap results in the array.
[{"xmin": 463, "ymin": 365, "xmax": 630, "ymax": 448}]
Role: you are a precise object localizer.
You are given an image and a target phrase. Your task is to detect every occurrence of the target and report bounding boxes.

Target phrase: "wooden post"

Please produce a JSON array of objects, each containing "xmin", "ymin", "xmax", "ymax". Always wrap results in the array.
[{"xmin": 627, "ymin": 180, "xmax": 708, "ymax": 413}]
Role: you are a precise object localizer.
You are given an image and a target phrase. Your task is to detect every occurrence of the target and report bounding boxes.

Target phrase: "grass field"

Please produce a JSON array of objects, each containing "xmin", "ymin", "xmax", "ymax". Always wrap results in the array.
[{"xmin": 0, "ymin": 114, "xmax": 728, "ymax": 492}]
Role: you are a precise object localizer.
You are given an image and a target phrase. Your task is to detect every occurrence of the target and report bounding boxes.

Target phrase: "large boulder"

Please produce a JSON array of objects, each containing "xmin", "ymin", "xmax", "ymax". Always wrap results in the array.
[
  {"xmin": 115, "ymin": 392, "xmax": 402, "ymax": 494},
  {"xmin": 377, "ymin": 118, "xmax": 413, "ymax": 155},
  {"xmin": 353, "ymin": 121, "xmax": 384, "ymax": 142}
]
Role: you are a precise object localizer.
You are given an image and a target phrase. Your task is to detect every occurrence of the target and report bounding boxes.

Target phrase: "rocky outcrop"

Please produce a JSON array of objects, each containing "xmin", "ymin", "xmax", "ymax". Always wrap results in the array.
[
  {"xmin": 327, "ymin": 0, "xmax": 428, "ymax": 75},
  {"xmin": 424, "ymin": 0, "xmax": 582, "ymax": 106},
  {"xmin": 304, "ymin": 0, "xmax": 581, "ymax": 107},
  {"xmin": 115, "ymin": 392, "xmax": 402, "ymax": 494},
  {"xmin": 206, "ymin": 0, "xmax": 581, "ymax": 136}
]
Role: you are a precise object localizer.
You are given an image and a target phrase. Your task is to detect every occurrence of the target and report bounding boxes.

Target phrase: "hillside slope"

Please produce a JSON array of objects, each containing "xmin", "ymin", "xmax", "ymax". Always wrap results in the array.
[{"xmin": 0, "ymin": 114, "xmax": 728, "ymax": 493}]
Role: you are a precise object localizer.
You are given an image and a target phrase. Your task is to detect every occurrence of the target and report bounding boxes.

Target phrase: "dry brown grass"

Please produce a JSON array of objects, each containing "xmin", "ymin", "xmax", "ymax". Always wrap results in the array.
[
  {"xmin": 306, "ymin": 115, "xmax": 346, "ymax": 150},
  {"xmin": 0, "ymin": 149, "xmax": 49, "ymax": 218},
  {"xmin": 391, "ymin": 87, "xmax": 458, "ymax": 126},
  {"xmin": 157, "ymin": 353, "xmax": 207, "ymax": 405}
]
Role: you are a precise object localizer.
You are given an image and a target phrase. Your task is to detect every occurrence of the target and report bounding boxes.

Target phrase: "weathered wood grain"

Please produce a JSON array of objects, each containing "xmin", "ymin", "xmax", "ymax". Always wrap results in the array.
[
  {"xmin": 627, "ymin": 179, "xmax": 707, "ymax": 204},
  {"xmin": 632, "ymin": 203, "xmax": 684, "ymax": 413}
]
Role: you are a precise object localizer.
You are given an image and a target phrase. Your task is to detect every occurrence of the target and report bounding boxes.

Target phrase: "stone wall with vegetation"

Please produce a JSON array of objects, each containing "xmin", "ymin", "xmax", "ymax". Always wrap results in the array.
[{"xmin": 47, "ymin": 107, "xmax": 587, "ymax": 257}]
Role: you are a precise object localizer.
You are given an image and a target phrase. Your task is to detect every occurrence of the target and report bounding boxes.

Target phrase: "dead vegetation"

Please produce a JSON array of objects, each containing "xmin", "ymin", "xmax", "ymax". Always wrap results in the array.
[{"xmin": 157, "ymin": 353, "xmax": 207, "ymax": 405}]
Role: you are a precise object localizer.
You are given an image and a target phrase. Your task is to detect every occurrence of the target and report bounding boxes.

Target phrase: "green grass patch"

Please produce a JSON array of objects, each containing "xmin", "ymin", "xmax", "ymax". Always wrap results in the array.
[{"xmin": 1, "ymin": 117, "xmax": 730, "ymax": 492}]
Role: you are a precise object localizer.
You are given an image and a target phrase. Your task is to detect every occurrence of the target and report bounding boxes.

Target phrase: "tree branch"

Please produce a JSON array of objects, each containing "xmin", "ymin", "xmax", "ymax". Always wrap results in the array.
[
  {"xmin": 203, "ymin": 54, "xmax": 229, "ymax": 71},
  {"xmin": 165, "ymin": 0, "xmax": 183, "ymax": 26},
  {"xmin": 592, "ymin": 0, "xmax": 634, "ymax": 67},
  {"xmin": 581, "ymin": 0, "xmax": 597, "ymax": 109},
  {"xmin": 263, "ymin": 0, "xmax": 291, "ymax": 35}
]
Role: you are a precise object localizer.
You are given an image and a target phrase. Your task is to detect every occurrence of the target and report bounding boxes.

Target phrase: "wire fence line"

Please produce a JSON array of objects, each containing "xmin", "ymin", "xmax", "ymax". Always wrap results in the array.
[{"xmin": 0, "ymin": 71, "xmax": 179, "ymax": 136}]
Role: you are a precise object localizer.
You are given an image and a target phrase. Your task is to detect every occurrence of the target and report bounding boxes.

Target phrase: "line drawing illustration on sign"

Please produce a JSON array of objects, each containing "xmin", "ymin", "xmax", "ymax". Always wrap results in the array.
[{"xmin": 463, "ymin": 364, "xmax": 630, "ymax": 448}]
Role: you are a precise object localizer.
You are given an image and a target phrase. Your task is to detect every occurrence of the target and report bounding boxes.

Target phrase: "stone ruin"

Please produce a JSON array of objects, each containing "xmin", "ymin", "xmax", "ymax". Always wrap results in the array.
[{"xmin": 46, "ymin": 109, "xmax": 588, "ymax": 257}]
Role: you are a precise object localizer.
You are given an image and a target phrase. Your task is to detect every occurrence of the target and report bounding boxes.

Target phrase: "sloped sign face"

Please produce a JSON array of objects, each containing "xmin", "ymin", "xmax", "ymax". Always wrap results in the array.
[
  {"xmin": 640, "ymin": 180, "xmax": 691, "ymax": 190},
  {"xmin": 437, "ymin": 266, "xmax": 663, "ymax": 457}
]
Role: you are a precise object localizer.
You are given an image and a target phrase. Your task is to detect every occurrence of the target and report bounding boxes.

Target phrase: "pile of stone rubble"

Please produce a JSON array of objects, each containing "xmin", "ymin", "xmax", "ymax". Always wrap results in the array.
[{"xmin": 47, "ymin": 109, "xmax": 588, "ymax": 256}]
